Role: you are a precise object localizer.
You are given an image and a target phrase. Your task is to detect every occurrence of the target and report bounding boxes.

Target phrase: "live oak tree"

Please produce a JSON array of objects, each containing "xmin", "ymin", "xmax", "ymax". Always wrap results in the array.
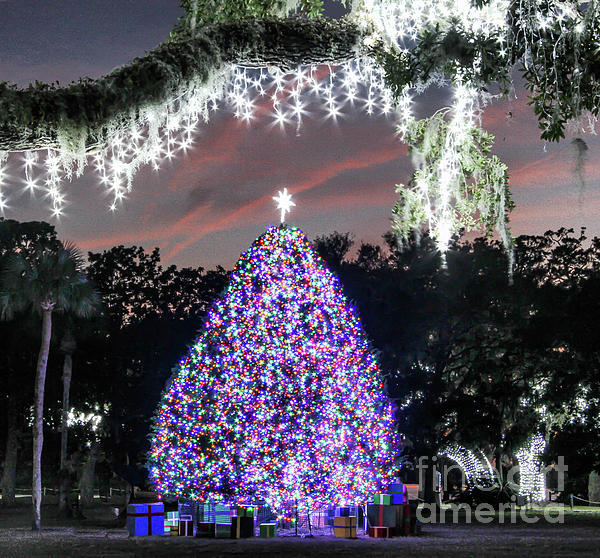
[{"xmin": 1, "ymin": 0, "xmax": 599, "ymax": 256}]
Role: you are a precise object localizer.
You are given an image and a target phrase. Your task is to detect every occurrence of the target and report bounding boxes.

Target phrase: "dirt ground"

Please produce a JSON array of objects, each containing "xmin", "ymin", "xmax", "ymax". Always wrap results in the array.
[{"xmin": 1, "ymin": 500, "xmax": 600, "ymax": 558}]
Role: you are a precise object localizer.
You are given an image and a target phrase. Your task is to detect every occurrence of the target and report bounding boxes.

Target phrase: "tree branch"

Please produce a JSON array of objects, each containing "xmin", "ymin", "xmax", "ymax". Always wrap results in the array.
[{"xmin": 0, "ymin": 17, "xmax": 364, "ymax": 152}]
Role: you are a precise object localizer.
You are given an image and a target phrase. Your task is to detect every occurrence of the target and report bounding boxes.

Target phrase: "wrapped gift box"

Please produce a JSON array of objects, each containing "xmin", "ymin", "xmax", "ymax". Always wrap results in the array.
[
  {"xmin": 215, "ymin": 504, "xmax": 231, "ymax": 523},
  {"xmin": 333, "ymin": 516, "xmax": 357, "ymax": 538},
  {"xmin": 236, "ymin": 505, "xmax": 255, "ymax": 517},
  {"xmin": 387, "ymin": 483, "xmax": 408, "ymax": 504},
  {"xmin": 335, "ymin": 506, "xmax": 351, "ymax": 517},
  {"xmin": 326, "ymin": 507, "xmax": 336, "ymax": 526},
  {"xmin": 178, "ymin": 500, "xmax": 199, "ymax": 525},
  {"xmin": 367, "ymin": 504, "xmax": 403, "ymax": 532},
  {"xmin": 388, "ymin": 483, "xmax": 406, "ymax": 493},
  {"xmin": 401, "ymin": 503, "xmax": 411, "ymax": 536},
  {"xmin": 215, "ymin": 522, "xmax": 231, "ymax": 539},
  {"xmin": 369, "ymin": 526, "xmax": 390, "ymax": 538},
  {"xmin": 196, "ymin": 521, "xmax": 215, "ymax": 538},
  {"xmin": 334, "ymin": 516, "xmax": 357, "ymax": 527},
  {"xmin": 126, "ymin": 502, "xmax": 164, "ymax": 536},
  {"xmin": 198, "ymin": 502, "xmax": 213, "ymax": 522},
  {"xmin": 231, "ymin": 516, "xmax": 254, "ymax": 538},
  {"xmin": 259, "ymin": 523, "xmax": 276, "ymax": 538},
  {"xmin": 169, "ymin": 525, "xmax": 179, "ymax": 536},
  {"xmin": 179, "ymin": 514, "xmax": 194, "ymax": 536},
  {"xmin": 373, "ymin": 494, "xmax": 392, "ymax": 505},
  {"xmin": 164, "ymin": 511, "xmax": 179, "ymax": 528}
]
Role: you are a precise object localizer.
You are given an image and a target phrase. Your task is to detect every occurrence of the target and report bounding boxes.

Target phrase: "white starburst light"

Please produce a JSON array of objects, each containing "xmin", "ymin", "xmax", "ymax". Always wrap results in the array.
[{"xmin": 273, "ymin": 188, "xmax": 295, "ymax": 223}]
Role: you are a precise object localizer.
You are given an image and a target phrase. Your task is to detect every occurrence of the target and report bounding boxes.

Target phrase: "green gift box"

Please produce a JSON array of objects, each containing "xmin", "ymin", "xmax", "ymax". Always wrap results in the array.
[
  {"xmin": 196, "ymin": 522, "xmax": 215, "ymax": 538},
  {"xmin": 164, "ymin": 511, "xmax": 179, "ymax": 527},
  {"xmin": 373, "ymin": 494, "xmax": 392, "ymax": 505},
  {"xmin": 215, "ymin": 504, "xmax": 231, "ymax": 523},
  {"xmin": 236, "ymin": 505, "xmax": 255, "ymax": 517},
  {"xmin": 215, "ymin": 522, "xmax": 231, "ymax": 539},
  {"xmin": 231, "ymin": 516, "xmax": 254, "ymax": 538},
  {"xmin": 260, "ymin": 523, "xmax": 276, "ymax": 538}
]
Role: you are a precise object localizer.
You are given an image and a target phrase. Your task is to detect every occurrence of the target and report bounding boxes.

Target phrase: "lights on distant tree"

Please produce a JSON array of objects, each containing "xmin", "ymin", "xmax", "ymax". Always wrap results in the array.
[
  {"xmin": 441, "ymin": 444, "xmax": 496, "ymax": 487},
  {"xmin": 516, "ymin": 434, "xmax": 546, "ymax": 502}
]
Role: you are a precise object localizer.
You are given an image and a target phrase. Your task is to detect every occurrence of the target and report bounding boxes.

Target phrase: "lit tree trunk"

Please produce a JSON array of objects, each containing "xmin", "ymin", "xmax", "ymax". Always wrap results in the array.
[
  {"xmin": 58, "ymin": 331, "xmax": 76, "ymax": 517},
  {"xmin": 495, "ymin": 447, "xmax": 504, "ymax": 485},
  {"xmin": 1, "ymin": 399, "xmax": 20, "ymax": 507},
  {"xmin": 32, "ymin": 307, "xmax": 53, "ymax": 532},
  {"xmin": 495, "ymin": 397, "xmax": 507, "ymax": 485}
]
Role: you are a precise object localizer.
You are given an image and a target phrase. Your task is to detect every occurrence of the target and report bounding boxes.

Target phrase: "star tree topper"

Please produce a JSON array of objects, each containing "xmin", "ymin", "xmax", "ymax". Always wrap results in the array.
[{"xmin": 273, "ymin": 188, "xmax": 295, "ymax": 224}]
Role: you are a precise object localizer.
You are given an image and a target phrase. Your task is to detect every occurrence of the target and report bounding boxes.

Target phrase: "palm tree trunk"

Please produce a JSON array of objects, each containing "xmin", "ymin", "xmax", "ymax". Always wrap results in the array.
[
  {"xmin": 1, "ymin": 399, "xmax": 20, "ymax": 507},
  {"xmin": 32, "ymin": 308, "xmax": 52, "ymax": 531},
  {"xmin": 58, "ymin": 352, "xmax": 73, "ymax": 516}
]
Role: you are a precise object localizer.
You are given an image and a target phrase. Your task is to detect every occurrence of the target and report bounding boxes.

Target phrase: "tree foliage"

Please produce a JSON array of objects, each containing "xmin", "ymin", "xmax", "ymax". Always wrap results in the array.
[
  {"xmin": 393, "ymin": 114, "xmax": 513, "ymax": 261},
  {"xmin": 1, "ymin": 0, "xmax": 598, "ymax": 253},
  {"xmin": 314, "ymin": 227, "xmax": 600, "ymax": 495},
  {"xmin": 2, "ymin": 221, "xmax": 600, "ymax": 507}
]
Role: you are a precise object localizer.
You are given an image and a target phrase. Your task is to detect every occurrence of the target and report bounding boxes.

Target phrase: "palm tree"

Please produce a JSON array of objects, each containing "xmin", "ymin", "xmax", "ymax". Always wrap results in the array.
[
  {"xmin": 57, "ymin": 328, "xmax": 77, "ymax": 517},
  {"xmin": 57, "ymin": 311, "xmax": 102, "ymax": 517},
  {"xmin": 0, "ymin": 241, "xmax": 99, "ymax": 531}
]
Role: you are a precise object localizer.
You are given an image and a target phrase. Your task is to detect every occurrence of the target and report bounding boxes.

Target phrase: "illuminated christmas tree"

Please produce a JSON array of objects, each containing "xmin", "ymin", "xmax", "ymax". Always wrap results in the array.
[{"xmin": 148, "ymin": 221, "xmax": 398, "ymax": 511}]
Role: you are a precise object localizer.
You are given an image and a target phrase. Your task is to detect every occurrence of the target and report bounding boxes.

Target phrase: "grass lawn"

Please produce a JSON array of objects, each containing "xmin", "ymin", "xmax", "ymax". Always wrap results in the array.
[{"xmin": 1, "ymin": 499, "xmax": 600, "ymax": 557}]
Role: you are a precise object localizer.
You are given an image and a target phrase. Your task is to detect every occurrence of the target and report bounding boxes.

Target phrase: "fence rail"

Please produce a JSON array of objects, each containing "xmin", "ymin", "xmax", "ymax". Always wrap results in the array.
[{"xmin": 1, "ymin": 487, "xmax": 127, "ymax": 499}]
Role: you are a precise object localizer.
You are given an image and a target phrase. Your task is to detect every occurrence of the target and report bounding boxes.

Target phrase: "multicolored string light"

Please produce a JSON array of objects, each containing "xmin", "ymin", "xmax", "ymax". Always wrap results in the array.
[{"xmin": 148, "ymin": 225, "xmax": 399, "ymax": 511}]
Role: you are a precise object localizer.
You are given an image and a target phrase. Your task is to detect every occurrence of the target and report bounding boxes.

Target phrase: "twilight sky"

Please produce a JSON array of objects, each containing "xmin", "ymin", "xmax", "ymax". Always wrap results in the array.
[{"xmin": 1, "ymin": 0, "xmax": 599, "ymax": 270}]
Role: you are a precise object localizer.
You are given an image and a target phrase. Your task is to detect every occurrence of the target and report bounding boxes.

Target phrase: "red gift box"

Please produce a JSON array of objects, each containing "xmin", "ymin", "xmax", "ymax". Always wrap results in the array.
[
  {"xmin": 179, "ymin": 514, "xmax": 194, "ymax": 536},
  {"xmin": 369, "ymin": 526, "xmax": 390, "ymax": 538}
]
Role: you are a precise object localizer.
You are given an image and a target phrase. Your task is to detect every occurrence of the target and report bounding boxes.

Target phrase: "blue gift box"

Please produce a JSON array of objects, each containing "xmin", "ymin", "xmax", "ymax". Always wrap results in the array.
[
  {"xmin": 127, "ymin": 502, "xmax": 165, "ymax": 536},
  {"xmin": 387, "ymin": 483, "xmax": 407, "ymax": 504}
]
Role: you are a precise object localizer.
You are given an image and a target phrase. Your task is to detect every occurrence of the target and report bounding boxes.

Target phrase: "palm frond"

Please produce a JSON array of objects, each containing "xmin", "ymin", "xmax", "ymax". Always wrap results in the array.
[{"xmin": 0, "ymin": 239, "xmax": 102, "ymax": 320}]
